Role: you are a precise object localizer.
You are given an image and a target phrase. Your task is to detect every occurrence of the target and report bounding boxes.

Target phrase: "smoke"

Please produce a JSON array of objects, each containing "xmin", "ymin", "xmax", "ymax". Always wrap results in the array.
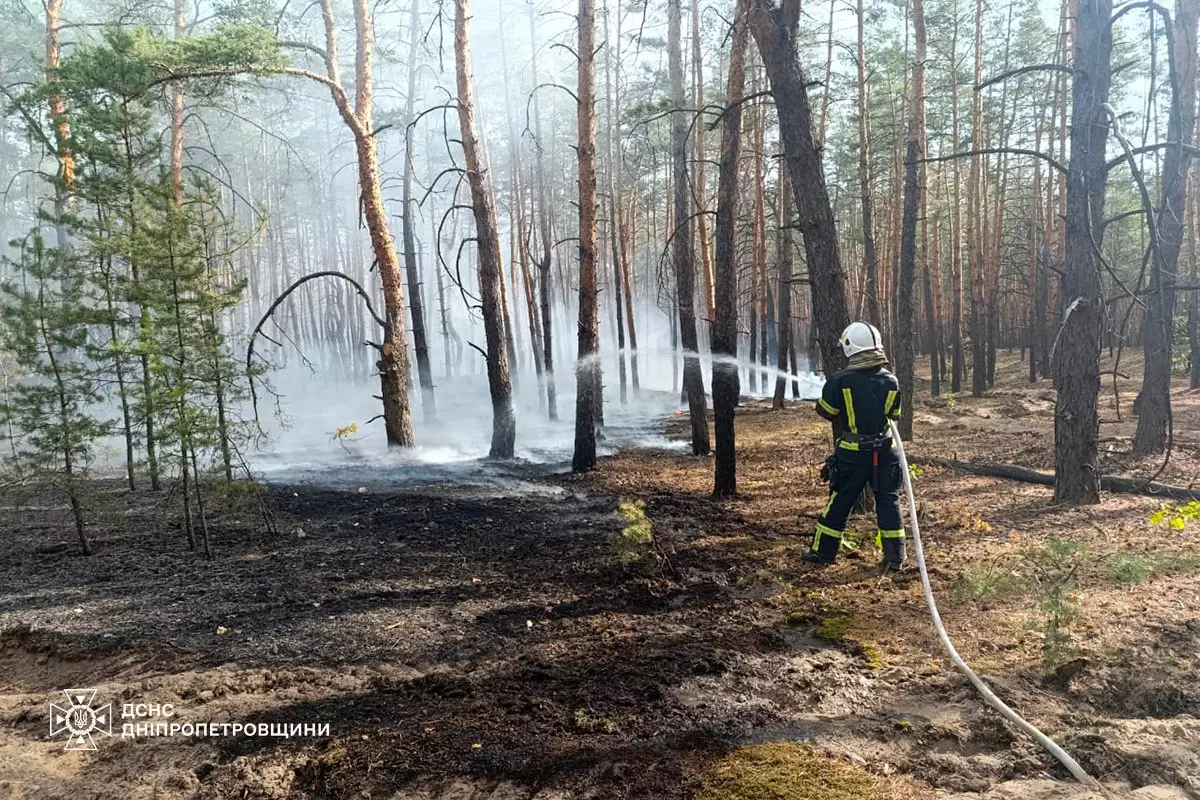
[{"xmin": 243, "ymin": 325, "xmax": 822, "ymax": 492}]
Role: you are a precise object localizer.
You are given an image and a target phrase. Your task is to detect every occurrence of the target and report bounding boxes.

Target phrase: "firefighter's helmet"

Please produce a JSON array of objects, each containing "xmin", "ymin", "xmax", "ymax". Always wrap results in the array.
[{"xmin": 840, "ymin": 321, "xmax": 884, "ymax": 358}]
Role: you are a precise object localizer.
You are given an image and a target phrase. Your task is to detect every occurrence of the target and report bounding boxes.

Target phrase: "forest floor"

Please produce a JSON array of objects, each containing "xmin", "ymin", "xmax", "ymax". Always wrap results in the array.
[{"xmin": 1, "ymin": 353, "xmax": 1199, "ymax": 800}]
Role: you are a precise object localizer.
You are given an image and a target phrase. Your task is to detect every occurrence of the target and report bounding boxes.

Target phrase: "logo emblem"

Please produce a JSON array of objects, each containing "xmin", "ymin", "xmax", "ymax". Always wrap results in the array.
[{"xmin": 49, "ymin": 689, "xmax": 112, "ymax": 751}]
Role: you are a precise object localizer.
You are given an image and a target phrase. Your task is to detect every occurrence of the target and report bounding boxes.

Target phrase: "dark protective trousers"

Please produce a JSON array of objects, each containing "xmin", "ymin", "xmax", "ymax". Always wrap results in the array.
[{"xmin": 812, "ymin": 449, "xmax": 906, "ymax": 564}]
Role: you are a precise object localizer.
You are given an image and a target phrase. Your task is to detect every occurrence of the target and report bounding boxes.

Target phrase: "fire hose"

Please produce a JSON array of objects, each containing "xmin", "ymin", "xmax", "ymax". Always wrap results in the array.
[{"xmin": 888, "ymin": 420, "xmax": 1098, "ymax": 788}]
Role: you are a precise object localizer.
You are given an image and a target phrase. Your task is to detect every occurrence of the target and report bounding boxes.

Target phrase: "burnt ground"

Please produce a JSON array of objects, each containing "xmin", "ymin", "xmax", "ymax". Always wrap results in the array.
[{"xmin": 1, "ymin": 353, "xmax": 1199, "ymax": 799}]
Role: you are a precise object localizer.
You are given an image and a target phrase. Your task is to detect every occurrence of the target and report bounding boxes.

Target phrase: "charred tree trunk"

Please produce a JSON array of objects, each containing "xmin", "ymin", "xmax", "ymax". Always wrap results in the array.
[
  {"xmin": 713, "ymin": 0, "xmax": 751, "ymax": 497},
  {"xmin": 573, "ymin": 0, "xmax": 602, "ymax": 471},
  {"xmin": 896, "ymin": 0, "xmax": 926, "ymax": 440},
  {"xmin": 621, "ymin": 198, "xmax": 641, "ymax": 393},
  {"xmin": 454, "ymin": 0, "xmax": 516, "ymax": 458},
  {"xmin": 749, "ymin": 0, "xmax": 850, "ymax": 375},
  {"xmin": 774, "ymin": 168, "xmax": 795, "ymax": 408},
  {"xmin": 950, "ymin": 0, "xmax": 966, "ymax": 393},
  {"xmin": 669, "ymin": 0, "xmax": 711, "ymax": 455},
  {"xmin": 529, "ymin": 4, "xmax": 558, "ymax": 420},
  {"xmin": 924, "ymin": 224, "xmax": 940, "ymax": 396},
  {"xmin": 968, "ymin": 0, "xmax": 987, "ymax": 398},
  {"xmin": 1054, "ymin": 0, "xmax": 1111, "ymax": 505},
  {"xmin": 403, "ymin": 0, "xmax": 435, "ymax": 422},
  {"xmin": 604, "ymin": 0, "xmax": 628, "ymax": 405},
  {"xmin": 692, "ymin": 0, "xmax": 716, "ymax": 327},
  {"xmin": 1134, "ymin": 0, "xmax": 1199, "ymax": 454}
]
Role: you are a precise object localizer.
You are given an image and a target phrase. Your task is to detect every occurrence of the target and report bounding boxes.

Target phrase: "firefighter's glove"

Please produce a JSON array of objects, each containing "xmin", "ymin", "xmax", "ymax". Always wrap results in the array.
[{"xmin": 819, "ymin": 454, "xmax": 837, "ymax": 484}]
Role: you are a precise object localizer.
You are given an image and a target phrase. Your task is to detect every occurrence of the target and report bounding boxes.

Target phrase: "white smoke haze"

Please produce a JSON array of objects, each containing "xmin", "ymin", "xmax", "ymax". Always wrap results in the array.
[{"xmin": 244, "ymin": 325, "xmax": 823, "ymax": 492}]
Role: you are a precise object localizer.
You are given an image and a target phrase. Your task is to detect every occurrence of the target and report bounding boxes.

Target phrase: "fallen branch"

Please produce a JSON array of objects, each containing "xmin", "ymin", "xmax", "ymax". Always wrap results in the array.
[{"xmin": 918, "ymin": 456, "xmax": 1200, "ymax": 501}]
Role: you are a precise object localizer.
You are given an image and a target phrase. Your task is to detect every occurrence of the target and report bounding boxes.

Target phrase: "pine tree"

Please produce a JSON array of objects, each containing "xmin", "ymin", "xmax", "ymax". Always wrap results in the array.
[{"xmin": 0, "ymin": 232, "xmax": 114, "ymax": 555}]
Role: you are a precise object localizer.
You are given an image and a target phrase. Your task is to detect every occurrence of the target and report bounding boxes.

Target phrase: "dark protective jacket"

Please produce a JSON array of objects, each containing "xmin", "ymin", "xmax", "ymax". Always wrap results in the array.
[{"xmin": 814, "ymin": 365, "xmax": 903, "ymax": 453}]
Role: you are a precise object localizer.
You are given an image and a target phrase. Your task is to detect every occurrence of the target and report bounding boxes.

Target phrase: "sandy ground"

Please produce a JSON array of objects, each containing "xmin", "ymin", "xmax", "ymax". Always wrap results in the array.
[{"xmin": 0, "ymin": 353, "xmax": 1198, "ymax": 799}]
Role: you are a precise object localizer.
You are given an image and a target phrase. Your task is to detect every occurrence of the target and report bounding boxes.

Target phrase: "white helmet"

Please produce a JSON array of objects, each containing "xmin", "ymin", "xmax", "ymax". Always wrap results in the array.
[{"xmin": 840, "ymin": 321, "xmax": 884, "ymax": 358}]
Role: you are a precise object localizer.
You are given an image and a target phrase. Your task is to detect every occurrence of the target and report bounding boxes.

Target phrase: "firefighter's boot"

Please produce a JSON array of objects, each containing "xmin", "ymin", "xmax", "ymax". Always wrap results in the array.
[
  {"xmin": 880, "ymin": 534, "xmax": 907, "ymax": 572},
  {"xmin": 803, "ymin": 525, "xmax": 842, "ymax": 566}
]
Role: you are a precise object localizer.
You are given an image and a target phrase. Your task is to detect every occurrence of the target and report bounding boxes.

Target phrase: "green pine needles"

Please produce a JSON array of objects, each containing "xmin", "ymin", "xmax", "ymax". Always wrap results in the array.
[{"xmin": 0, "ymin": 27, "xmax": 269, "ymax": 556}]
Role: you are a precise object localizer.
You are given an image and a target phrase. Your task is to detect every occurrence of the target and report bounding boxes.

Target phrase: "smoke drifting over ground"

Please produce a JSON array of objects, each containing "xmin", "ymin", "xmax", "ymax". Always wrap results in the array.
[{"xmin": 244, "ymin": 333, "xmax": 823, "ymax": 492}]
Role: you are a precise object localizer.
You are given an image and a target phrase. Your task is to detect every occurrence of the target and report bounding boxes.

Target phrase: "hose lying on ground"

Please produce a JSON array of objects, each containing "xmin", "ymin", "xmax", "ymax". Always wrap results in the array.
[{"xmin": 888, "ymin": 420, "xmax": 1098, "ymax": 788}]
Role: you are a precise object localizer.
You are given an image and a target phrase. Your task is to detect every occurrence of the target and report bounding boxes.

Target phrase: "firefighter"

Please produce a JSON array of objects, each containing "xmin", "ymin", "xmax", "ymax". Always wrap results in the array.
[{"xmin": 803, "ymin": 321, "xmax": 907, "ymax": 571}]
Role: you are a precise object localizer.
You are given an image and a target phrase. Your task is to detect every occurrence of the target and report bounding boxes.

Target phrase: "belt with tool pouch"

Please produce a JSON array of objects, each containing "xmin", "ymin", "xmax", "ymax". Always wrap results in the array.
[
  {"xmin": 837, "ymin": 431, "xmax": 893, "ymax": 491},
  {"xmin": 838, "ymin": 431, "xmax": 893, "ymax": 451}
]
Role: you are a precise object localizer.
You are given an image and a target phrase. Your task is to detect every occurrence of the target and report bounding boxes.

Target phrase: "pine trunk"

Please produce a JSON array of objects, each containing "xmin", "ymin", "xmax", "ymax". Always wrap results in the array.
[
  {"xmin": 1133, "ymin": 0, "xmax": 1199, "ymax": 454},
  {"xmin": 529, "ymin": 4, "xmax": 558, "ymax": 420},
  {"xmin": 1053, "ymin": 0, "xmax": 1111, "ymax": 505},
  {"xmin": 968, "ymin": 0, "xmax": 986, "ymax": 398},
  {"xmin": 949, "ymin": 0, "xmax": 965, "ymax": 393},
  {"xmin": 670, "ymin": 0, "xmax": 711, "ymax": 455},
  {"xmin": 403, "ymin": 0, "xmax": 435, "ymax": 422},
  {"xmin": 604, "ymin": 0, "xmax": 628, "ymax": 404},
  {"xmin": 774, "ymin": 168, "xmax": 795, "ymax": 408},
  {"xmin": 856, "ymin": 0, "xmax": 881, "ymax": 328},
  {"xmin": 748, "ymin": 0, "xmax": 850, "ymax": 374},
  {"xmin": 692, "ymin": 0, "xmax": 716, "ymax": 325},
  {"xmin": 573, "ymin": 0, "xmax": 602, "ymax": 471},
  {"xmin": 896, "ymin": 0, "xmax": 926, "ymax": 440},
  {"xmin": 454, "ymin": 0, "xmax": 516, "ymax": 458},
  {"xmin": 713, "ymin": 0, "xmax": 751, "ymax": 497}
]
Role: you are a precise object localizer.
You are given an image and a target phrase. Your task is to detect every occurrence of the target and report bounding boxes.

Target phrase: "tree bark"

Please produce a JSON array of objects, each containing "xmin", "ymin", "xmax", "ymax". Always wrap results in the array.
[
  {"xmin": 170, "ymin": 0, "xmax": 185, "ymax": 207},
  {"xmin": 968, "ymin": 0, "xmax": 987, "ymax": 398},
  {"xmin": 896, "ymin": 0, "xmax": 926, "ymax": 440},
  {"xmin": 950, "ymin": 0, "xmax": 965, "ymax": 394},
  {"xmin": 713, "ymin": 0, "xmax": 751, "ymax": 497},
  {"xmin": 774, "ymin": 168, "xmax": 795, "ymax": 408},
  {"xmin": 692, "ymin": 0, "xmax": 716, "ymax": 326},
  {"xmin": 44, "ymin": 0, "xmax": 74, "ymax": 239},
  {"xmin": 529, "ymin": 4, "xmax": 558, "ymax": 420},
  {"xmin": 1054, "ymin": 0, "xmax": 1111, "ymax": 505},
  {"xmin": 403, "ymin": 0, "xmax": 436, "ymax": 422},
  {"xmin": 573, "ymin": 0, "xmax": 602, "ymax": 471},
  {"xmin": 1134, "ymin": 0, "xmax": 1199, "ymax": 454},
  {"xmin": 454, "ymin": 0, "xmax": 516, "ymax": 458},
  {"xmin": 314, "ymin": 0, "xmax": 415, "ymax": 446},
  {"xmin": 748, "ymin": 0, "xmax": 850, "ymax": 375},
  {"xmin": 1191, "ymin": 148, "xmax": 1200, "ymax": 389},
  {"xmin": 620, "ymin": 191, "xmax": 641, "ymax": 393},
  {"xmin": 604, "ymin": 0, "xmax": 628, "ymax": 405},
  {"xmin": 923, "ymin": 456, "xmax": 1200, "ymax": 501},
  {"xmin": 669, "ymin": 0, "xmax": 711, "ymax": 455}
]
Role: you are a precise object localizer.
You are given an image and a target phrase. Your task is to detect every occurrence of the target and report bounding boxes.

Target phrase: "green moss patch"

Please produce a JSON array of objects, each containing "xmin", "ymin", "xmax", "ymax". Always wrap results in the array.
[
  {"xmin": 815, "ymin": 614, "xmax": 885, "ymax": 669},
  {"xmin": 694, "ymin": 743, "xmax": 889, "ymax": 800}
]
